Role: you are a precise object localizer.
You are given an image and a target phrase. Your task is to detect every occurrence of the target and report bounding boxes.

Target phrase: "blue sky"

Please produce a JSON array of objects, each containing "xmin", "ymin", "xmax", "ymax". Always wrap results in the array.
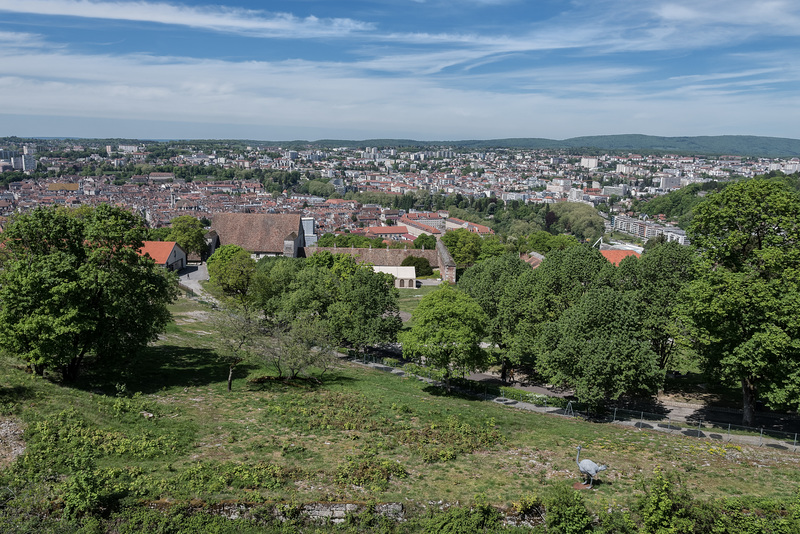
[{"xmin": 2, "ymin": 0, "xmax": 799, "ymax": 141}]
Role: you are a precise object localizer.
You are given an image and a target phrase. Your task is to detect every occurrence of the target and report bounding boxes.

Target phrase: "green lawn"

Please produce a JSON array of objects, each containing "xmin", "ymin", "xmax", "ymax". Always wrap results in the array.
[{"xmin": 397, "ymin": 284, "xmax": 440, "ymax": 316}]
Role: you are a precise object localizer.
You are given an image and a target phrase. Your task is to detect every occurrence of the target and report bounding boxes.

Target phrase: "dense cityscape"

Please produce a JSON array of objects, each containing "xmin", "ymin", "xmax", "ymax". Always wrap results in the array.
[
  {"xmin": 4, "ymin": 137, "xmax": 799, "ymax": 246},
  {"xmin": 5, "ymin": 0, "xmax": 800, "ymax": 529}
]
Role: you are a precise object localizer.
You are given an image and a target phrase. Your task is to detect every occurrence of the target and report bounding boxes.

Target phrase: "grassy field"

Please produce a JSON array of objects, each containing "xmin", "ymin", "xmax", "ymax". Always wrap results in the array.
[
  {"xmin": 397, "ymin": 285, "xmax": 439, "ymax": 317},
  {"xmin": 1, "ymin": 294, "xmax": 799, "ymax": 529}
]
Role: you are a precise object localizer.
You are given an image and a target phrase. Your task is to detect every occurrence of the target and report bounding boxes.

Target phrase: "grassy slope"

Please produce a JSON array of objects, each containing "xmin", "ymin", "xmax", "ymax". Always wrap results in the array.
[{"xmin": 1, "ymin": 295, "xmax": 799, "ymax": 516}]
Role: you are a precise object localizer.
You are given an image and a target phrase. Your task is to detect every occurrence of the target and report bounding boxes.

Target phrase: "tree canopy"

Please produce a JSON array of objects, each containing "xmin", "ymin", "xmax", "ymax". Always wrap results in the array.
[
  {"xmin": 413, "ymin": 233, "xmax": 437, "ymax": 250},
  {"xmin": 207, "ymin": 244, "xmax": 257, "ymax": 303},
  {"xmin": 459, "ymin": 254, "xmax": 530, "ymax": 381},
  {"xmin": 253, "ymin": 252, "xmax": 401, "ymax": 352},
  {"xmin": 536, "ymin": 288, "xmax": 663, "ymax": 409},
  {"xmin": 547, "ymin": 203, "xmax": 605, "ymax": 243},
  {"xmin": 496, "ymin": 245, "xmax": 670, "ymax": 406},
  {"xmin": 401, "ymin": 255, "xmax": 434, "ymax": 277},
  {"xmin": 681, "ymin": 179, "xmax": 800, "ymax": 426},
  {"xmin": 441, "ymin": 229, "xmax": 483, "ymax": 267},
  {"xmin": 0, "ymin": 205, "xmax": 178, "ymax": 380},
  {"xmin": 168, "ymin": 215, "xmax": 207, "ymax": 258},
  {"xmin": 400, "ymin": 285, "xmax": 487, "ymax": 389},
  {"xmin": 613, "ymin": 241, "xmax": 696, "ymax": 370}
]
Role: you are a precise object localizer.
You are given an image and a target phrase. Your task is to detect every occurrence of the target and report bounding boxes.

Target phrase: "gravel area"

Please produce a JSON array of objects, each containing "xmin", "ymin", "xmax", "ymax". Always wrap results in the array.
[{"xmin": 0, "ymin": 418, "xmax": 25, "ymax": 468}]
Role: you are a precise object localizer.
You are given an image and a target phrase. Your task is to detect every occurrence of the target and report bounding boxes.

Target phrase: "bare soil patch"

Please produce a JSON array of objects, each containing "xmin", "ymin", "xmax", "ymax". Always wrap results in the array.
[{"xmin": 0, "ymin": 418, "xmax": 25, "ymax": 469}]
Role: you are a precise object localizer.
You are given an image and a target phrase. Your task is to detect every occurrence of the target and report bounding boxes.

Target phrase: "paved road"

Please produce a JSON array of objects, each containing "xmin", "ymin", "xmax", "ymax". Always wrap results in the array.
[{"xmin": 177, "ymin": 263, "xmax": 212, "ymax": 299}]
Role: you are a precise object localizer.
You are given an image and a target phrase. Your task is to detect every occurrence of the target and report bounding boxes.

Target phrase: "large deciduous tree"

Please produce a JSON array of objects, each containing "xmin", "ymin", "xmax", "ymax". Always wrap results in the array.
[
  {"xmin": 327, "ymin": 267, "xmax": 402, "ymax": 353},
  {"xmin": 0, "ymin": 205, "xmax": 178, "ymax": 380},
  {"xmin": 682, "ymin": 179, "xmax": 800, "ymax": 426},
  {"xmin": 206, "ymin": 244, "xmax": 256, "ymax": 303},
  {"xmin": 459, "ymin": 253, "xmax": 530, "ymax": 382},
  {"xmin": 400, "ymin": 255, "xmax": 433, "ymax": 277},
  {"xmin": 254, "ymin": 252, "xmax": 402, "ymax": 352},
  {"xmin": 413, "ymin": 233, "xmax": 437, "ymax": 250},
  {"xmin": 400, "ymin": 285, "xmax": 487, "ymax": 390},
  {"xmin": 441, "ymin": 229, "xmax": 483, "ymax": 268},
  {"xmin": 614, "ymin": 242, "xmax": 696, "ymax": 370},
  {"xmin": 536, "ymin": 288, "xmax": 663, "ymax": 409},
  {"xmin": 498, "ymin": 245, "xmax": 609, "ymax": 371},
  {"xmin": 168, "ymin": 215, "xmax": 207, "ymax": 258}
]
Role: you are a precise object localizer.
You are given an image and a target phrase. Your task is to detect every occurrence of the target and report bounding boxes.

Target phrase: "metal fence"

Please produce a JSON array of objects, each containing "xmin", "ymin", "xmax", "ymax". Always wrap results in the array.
[
  {"xmin": 177, "ymin": 282, "xmax": 195, "ymax": 297},
  {"xmin": 599, "ymin": 407, "xmax": 800, "ymax": 452},
  {"xmin": 352, "ymin": 353, "xmax": 800, "ymax": 453}
]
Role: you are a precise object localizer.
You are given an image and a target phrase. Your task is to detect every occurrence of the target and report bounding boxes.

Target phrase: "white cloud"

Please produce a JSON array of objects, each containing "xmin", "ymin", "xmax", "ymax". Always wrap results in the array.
[
  {"xmin": 0, "ymin": 0, "xmax": 373, "ymax": 38},
  {"xmin": 0, "ymin": 30, "xmax": 52, "ymax": 48},
  {"xmin": 3, "ymin": 0, "xmax": 800, "ymax": 139},
  {"xmin": 2, "ymin": 36, "xmax": 799, "ymax": 140}
]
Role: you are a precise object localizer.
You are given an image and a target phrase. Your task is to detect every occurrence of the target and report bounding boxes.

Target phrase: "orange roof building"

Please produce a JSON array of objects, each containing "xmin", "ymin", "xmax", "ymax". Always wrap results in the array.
[
  {"xmin": 600, "ymin": 249, "xmax": 641, "ymax": 266},
  {"xmin": 138, "ymin": 241, "xmax": 187, "ymax": 271}
]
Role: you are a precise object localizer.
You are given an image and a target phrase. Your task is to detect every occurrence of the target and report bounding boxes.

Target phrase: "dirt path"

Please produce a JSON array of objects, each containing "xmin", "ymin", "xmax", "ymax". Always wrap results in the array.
[{"xmin": 177, "ymin": 263, "xmax": 216, "ymax": 302}]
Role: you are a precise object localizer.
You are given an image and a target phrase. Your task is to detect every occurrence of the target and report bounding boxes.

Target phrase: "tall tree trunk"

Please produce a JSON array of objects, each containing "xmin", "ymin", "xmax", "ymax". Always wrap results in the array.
[
  {"xmin": 61, "ymin": 353, "xmax": 86, "ymax": 381},
  {"xmin": 741, "ymin": 377, "xmax": 757, "ymax": 427},
  {"xmin": 228, "ymin": 365, "xmax": 234, "ymax": 392}
]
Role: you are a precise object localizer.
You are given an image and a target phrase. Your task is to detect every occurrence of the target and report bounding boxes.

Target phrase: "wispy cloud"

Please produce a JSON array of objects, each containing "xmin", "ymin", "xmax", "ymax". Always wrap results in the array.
[
  {"xmin": 2, "ymin": 0, "xmax": 800, "ymax": 139},
  {"xmin": 3, "ymin": 34, "xmax": 799, "ymax": 140},
  {"xmin": 0, "ymin": 30, "xmax": 52, "ymax": 48},
  {"xmin": 656, "ymin": 0, "xmax": 800, "ymax": 29},
  {"xmin": 0, "ymin": 0, "xmax": 373, "ymax": 38}
]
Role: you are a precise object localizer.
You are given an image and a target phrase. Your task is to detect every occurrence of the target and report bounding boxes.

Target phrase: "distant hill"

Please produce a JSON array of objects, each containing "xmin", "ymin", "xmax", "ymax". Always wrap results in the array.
[
  {"xmin": 300, "ymin": 135, "xmax": 800, "ymax": 157},
  {"xmin": 5, "ymin": 134, "xmax": 800, "ymax": 157}
]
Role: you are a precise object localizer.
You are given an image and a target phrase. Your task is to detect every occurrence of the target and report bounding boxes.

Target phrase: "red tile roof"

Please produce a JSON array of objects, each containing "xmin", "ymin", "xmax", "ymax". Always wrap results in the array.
[
  {"xmin": 138, "ymin": 241, "xmax": 179, "ymax": 265},
  {"xmin": 366, "ymin": 226, "xmax": 408, "ymax": 235},
  {"xmin": 600, "ymin": 249, "xmax": 640, "ymax": 266},
  {"xmin": 211, "ymin": 213, "xmax": 302, "ymax": 254}
]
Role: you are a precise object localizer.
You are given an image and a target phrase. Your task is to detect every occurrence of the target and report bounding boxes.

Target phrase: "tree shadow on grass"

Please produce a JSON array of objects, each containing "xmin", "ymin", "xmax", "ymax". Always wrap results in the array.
[
  {"xmin": 687, "ymin": 404, "xmax": 800, "ymax": 434},
  {"xmin": 74, "ymin": 344, "xmax": 256, "ymax": 395},
  {"xmin": 246, "ymin": 372, "xmax": 357, "ymax": 392},
  {"xmin": 422, "ymin": 384, "xmax": 481, "ymax": 402},
  {"xmin": 0, "ymin": 384, "xmax": 36, "ymax": 406}
]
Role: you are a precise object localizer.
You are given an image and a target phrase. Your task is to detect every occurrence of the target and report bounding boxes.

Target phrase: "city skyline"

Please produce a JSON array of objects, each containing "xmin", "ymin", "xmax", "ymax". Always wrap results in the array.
[{"xmin": 2, "ymin": 0, "xmax": 800, "ymax": 141}]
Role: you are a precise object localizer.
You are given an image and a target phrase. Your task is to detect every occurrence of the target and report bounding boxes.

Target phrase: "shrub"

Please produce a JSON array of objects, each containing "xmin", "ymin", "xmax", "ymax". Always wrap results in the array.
[
  {"xmin": 335, "ymin": 454, "xmax": 407, "ymax": 492},
  {"xmin": 637, "ymin": 467, "xmax": 694, "ymax": 534},
  {"xmin": 401, "ymin": 255, "xmax": 434, "ymax": 277},
  {"xmin": 62, "ymin": 448, "xmax": 102, "ymax": 518},
  {"xmin": 423, "ymin": 502, "xmax": 502, "ymax": 533},
  {"xmin": 513, "ymin": 492, "xmax": 544, "ymax": 519},
  {"xmin": 545, "ymin": 484, "xmax": 592, "ymax": 534}
]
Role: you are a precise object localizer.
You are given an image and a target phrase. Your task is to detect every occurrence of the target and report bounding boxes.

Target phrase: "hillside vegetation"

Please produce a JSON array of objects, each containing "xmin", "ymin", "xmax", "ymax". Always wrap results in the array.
[
  {"xmin": 6, "ymin": 134, "xmax": 800, "ymax": 157},
  {"xmin": 1, "ymin": 295, "xmax": 800, "ymax": 532}
]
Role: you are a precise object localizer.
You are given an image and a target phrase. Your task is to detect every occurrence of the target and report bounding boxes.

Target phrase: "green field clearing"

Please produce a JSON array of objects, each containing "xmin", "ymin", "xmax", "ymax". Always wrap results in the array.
[{"xmin": 397, "ymin": 284, "xmax": 439, "ymax": 316}]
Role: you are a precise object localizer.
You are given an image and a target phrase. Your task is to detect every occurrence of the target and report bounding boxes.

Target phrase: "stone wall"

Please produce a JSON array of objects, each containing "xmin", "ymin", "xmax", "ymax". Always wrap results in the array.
[
  {"xmin": 435, "ymin": 239, "xmax": 457, "ymax": 283},
  {"xmin": 304, "ymin": 246, "xmax": 438, "ymax": 267},
  {"xmin": 304, "ymin": 244, "xmax": 457, "ymax": 283},
  {"xmin": 150, "ymin": 500, "xmax": 404, "ymax": 525}
]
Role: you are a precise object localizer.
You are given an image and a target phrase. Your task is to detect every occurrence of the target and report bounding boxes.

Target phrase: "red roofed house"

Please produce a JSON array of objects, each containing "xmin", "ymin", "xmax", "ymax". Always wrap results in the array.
[
  {"xmin": 138, "ymin": 241, "xmax": 187, "ymax": 271},
  {"xmin": 365, "ymin": 226, "xmax": 410, "ymax": 241},
  {"xmin": 600, "ymin": 249, "xmax": 641, "ymax": 266}
]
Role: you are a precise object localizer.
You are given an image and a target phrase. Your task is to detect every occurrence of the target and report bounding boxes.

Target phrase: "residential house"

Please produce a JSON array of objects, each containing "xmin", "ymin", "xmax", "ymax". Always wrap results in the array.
[{"xmin": 138, "ymin": 241, "xmax": 187, "ymax": 271}]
